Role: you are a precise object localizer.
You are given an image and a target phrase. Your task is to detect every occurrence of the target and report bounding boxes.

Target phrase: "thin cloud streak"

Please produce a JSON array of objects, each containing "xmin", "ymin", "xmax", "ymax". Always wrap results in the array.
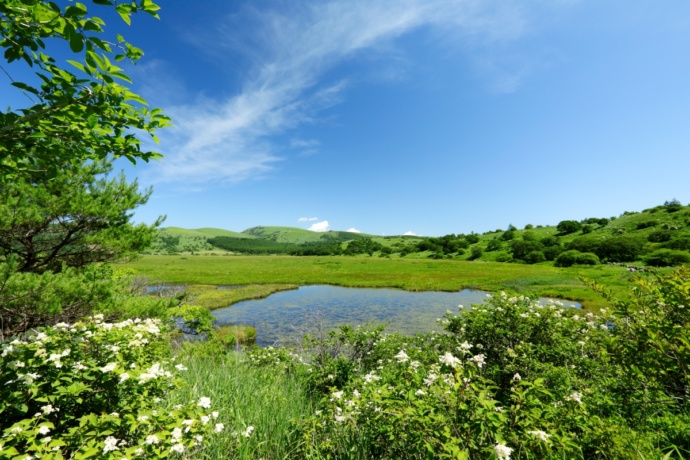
[{"xmin": 147, "ymin": 0, "xmax": 544, "ymax": 187}]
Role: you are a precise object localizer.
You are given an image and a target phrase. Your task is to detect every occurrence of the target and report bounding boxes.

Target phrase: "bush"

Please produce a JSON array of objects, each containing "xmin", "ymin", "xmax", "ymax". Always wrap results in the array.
[
  {"xmin": 486, "ymin": 239, "xmax": 502, "ymax": 252},
  {"xmin": 645, "ymin": 250, "xmax": 690, "ymax": 267},
  {"xmin": 575, "ymin": 252, "xmax": 600, "ymax": 265},
  {"xmin": 557, "ymin": 220, "xmax": 582, "ymax": 235},
  {"xmin": 469, "ymin": 246, "xmax": 483, "ymax": 260},
  {"xmin": 554, "ymin": 250, "xmax": 581, "ymax": 267},
  {"xmin": 666, "ymin": 236, "xmax": 690, "ymax": 251},
  {"xmin": 596, "ymin": 236, "xmax": 644, "ymax": 262},
  {"xmin": 543, "ymin": 245, "xmax": 564, "ymax": 261},
  {"xmin": 0, "ymin": 317, "xmax": 223, "ymax": 458},
  {"xmin": 500, "ymin": 230, "xmax": 515, "ymax": 241},
  {"xmin": 648, "ymin": 230, "xmax": 673, "ymax": 243},
  {"xmin": 636, "ymin": 220, "xmax": 657, "ymax": 230},
  {"xmin": 524, "ymin": 251, "xmax": 546, "ymax": 264},
  {"xmin": 581, "ymin": 224, "xmax": 593, "ymax": 234}
]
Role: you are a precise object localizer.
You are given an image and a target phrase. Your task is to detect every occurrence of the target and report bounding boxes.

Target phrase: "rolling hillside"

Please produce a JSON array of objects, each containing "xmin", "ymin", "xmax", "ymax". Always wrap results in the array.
[{"xmin": 146, "ymin": 201, "xmax": 690, "ymax": 266}]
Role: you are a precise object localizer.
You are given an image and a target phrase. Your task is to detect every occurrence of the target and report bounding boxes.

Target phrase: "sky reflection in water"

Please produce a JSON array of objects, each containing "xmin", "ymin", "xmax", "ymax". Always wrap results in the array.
[{"xmin": 211, "ymin": 285, "xmax": 580, "ymax": 346}]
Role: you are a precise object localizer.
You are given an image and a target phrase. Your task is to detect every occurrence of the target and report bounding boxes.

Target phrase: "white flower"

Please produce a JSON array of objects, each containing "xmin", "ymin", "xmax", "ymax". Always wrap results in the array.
[
  {"xmin": 197, "ymin": 397, "xmax": 212, "ymax": 409},
  {"xmin": 331, "ymin": 390, "xmax": 344, "ymax": 400},
  {"xmin": 471, "ymin": 354, "xmax": 486, "ymax": 368},
  {"xmin": 170, "ymin": 443, "xmax": 185, "ymax": 453},
  {"xmin": 439, "ymin": 352, "xmax": 460, "ymax": 369},
  {"xmin": 171, "ymin": 428, "xmax": 183, "ymax": 441},
  {"xmin": 215, "ymin": 423, "xmax": 224, "ymax": 433},
  {"xmin": 137, "ymin": 415, "xmax": 149, "ymax": 422},
  {"xmin": 100, "ymin": 362, "xmax": 117, "ymax": 373},
  {"xmin": 175, "ymin": 364, "xmax": 188, "ymax": 371},
  {"xmin": 528, "ymin": 430, "xmax": 551, "ymax": 442},
  {"xmin": 211, "ymin": 411, "xmax": 219, "ymax": 419},
  {"xmin": 119, "ymin": 373, "xmax": 129, "ymax": 383},
  {"xmin": 242, "ymin": 425, "xmax": 254, "ymax": 438},
  {"xmin": 201, "ymin": 415, "xmax": 210, "ymax": 425},
  {"xmin": 394, "ymin": 350, "xmax": 409, "ymax": 363},
  {"xmin": 334, "ymin": 415, "xmax": 345, "ymax": 423},
  {"xmin": 145, "ymin": 435, "xmax": 160, "ymax": 445},
  {"xmin": 415, "ymin": 389, "xmax": 426, "ymax": 396},
  {"xmin": 424, "ymin": 373, "xmax": 438, "ymax": 386},
  {"xmin": 566, "ymin": 391, "xmax": 583, "ymax": 404},
  {"xmin": 103, "ymin": 436, "xmax": 119, "ymax": 452},
  {"xmin": 41, "ymin": 404, "xmax": 55, "ymax": 414},
  {"xmin": 494, "ymin": 442, "xmax": 513, "ymax": 460},
  {"xmin": 512, "ymin": 373, "xmax": 522, "ymax": 381},
  {"xmin": 38, "ymin": 425, "xmax": 51, "ymax": 435}
]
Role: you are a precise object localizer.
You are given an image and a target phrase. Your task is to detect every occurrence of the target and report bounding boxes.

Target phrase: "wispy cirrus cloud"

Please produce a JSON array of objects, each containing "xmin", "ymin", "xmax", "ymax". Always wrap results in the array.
[{"xmin": 145, "ymin": 0, "xmax": 560, "ymax": 187}]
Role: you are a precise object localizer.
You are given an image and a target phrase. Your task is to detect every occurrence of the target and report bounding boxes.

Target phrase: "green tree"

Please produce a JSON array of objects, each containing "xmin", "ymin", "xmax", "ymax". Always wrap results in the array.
[
  {"xmin": 0, "ymin": 0, "xmax": 169, "ymax": 178},
  {"xmin": 0, "ymin": 159, "xmax": 160, "ymax": 273},
  {"xmin": 556, "ymin": 220, "xmax": 582, "ymax": 235}
]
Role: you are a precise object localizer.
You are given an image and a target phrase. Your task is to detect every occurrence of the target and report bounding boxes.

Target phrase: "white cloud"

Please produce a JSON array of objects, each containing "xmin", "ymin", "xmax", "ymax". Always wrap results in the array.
[
  {"xmin": 309, "ymin": 220, "xmax": 330, "ymax": 232},
  {"xmin": 346, "ymin": 228, "xmax": 361, "ymax": 233},
  {"xmin": 146, "ymin": 0, "xmax": 557, "ymax": 186},
  {"xmin": 404, "ymin": 231, "xmax": 417, "ymax": 236},
  {"xmin": 298, "ymin": 217, "xmax": 319, "ymax": 222}
]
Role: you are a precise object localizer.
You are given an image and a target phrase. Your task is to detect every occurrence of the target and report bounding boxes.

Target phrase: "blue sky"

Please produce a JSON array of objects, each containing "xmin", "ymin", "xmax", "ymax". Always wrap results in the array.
[{"xmin": 9, "ymin": 1, "xmax": 690, "ymax": 236}]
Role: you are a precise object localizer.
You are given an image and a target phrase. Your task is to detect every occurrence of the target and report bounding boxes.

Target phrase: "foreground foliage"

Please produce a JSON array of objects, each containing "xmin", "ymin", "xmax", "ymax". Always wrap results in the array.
[
  {"xmin": 0, "ymin": 0, "xmax": 169, "ymax": 178},
  {"xmin": 0, "ymin": 316, "xmax": 223, "ymax": 458},
  {"xmin": 2, "ymin": 269, "xmax": 689, "ymax": 459}
]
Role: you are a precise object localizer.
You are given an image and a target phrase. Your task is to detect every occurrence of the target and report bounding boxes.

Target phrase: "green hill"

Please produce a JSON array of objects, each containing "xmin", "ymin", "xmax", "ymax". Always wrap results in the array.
[
  {"xmin": 242, "ymin": 226, "xmax": 371, "ymax": 244},
  {"xmin": 146, "ymin": 201, "xmax": 690, "ymax": 266}
]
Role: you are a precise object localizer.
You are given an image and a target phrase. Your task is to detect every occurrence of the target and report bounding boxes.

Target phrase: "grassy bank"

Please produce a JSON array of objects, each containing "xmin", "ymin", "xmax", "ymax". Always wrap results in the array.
[{"xmin": 122, "ymin": 255, "xmax": 644, "ymax": 309}]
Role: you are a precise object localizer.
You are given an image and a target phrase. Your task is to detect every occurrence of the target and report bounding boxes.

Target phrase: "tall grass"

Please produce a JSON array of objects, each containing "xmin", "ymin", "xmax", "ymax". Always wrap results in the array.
[{"xmin": 168, "ymin": 349, "xmax": 313, "ymax": 459}]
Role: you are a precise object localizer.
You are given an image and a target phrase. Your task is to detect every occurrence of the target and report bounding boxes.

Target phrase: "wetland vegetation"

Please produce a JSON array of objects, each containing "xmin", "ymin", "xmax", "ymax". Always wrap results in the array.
[{"xmin": 2, "ymin": 1, "xmax": 690, "ymax": 458}]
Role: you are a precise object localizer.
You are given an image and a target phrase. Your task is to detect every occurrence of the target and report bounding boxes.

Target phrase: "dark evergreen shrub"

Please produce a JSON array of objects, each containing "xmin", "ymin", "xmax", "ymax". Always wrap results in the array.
[
  {"xmin": 596, "ymin": 236, "xmax": 644, "ymax": 262},
  {"xmin": 648, "ymin": 230, "xmax": 672, "ymax": 243},
  {"xmin": 646, "ymin": 249, "xmax": 690, "ymax": 267},
  {"xmin": 557, "ymin": 220, "xmax": 582, "ymax": 235},
  {"xmin": 636, "ymin": 221, "xmax": 657, "ymax": 230},
  {"xmin": 555, "ymin": 250, "xmax": 581, "ymax": 267},
  {"xmin": 486, "ymin": 239, "xmax": 502, "ymax": 252},
  {"xmin": 666, "ymin": 236, "xmax": 690, "ymax": 251},
  {"xmin": 524, "ymin": 251, "xmax": 546, "ymax": 264},
  {"xmin": 543, "ymin": 245, "xmax": 564, "ymax": 261}
]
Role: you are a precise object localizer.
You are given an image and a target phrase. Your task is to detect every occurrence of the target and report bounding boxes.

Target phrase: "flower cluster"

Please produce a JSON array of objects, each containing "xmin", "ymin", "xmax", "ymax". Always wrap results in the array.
[{"xmin": 0, "ymin": 317, "xmax": 222, "ymax": 458}]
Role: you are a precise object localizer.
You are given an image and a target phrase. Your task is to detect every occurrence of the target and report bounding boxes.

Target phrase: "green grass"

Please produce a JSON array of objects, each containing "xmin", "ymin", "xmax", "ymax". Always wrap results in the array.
[
  {"xmin": 122, "ymin": 255, "xmax": 642, "ymax": 309},
  {"xmin": 168, "ymin": 351, "xmax": 312, "ymax": 459}
]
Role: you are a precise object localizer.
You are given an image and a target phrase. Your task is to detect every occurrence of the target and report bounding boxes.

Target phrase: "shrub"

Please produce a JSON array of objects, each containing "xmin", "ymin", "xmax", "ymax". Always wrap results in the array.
[
  {"xmin": 648, "ymin": 230, "xmax": 673, "ymax": 243},
  {"xmin": 500, "ymin": 230, "xmax": 515, "ymax": 241},
  {"xmin": 556, "ymin": 220, "xmax": 582, "ymax": 235},
  {"xmin": 666, "ymin": 236, "xmax": 690, "ymax": 251},
  {"xmin": 543, "ymin": 245, "xmax": 564, "ymax": 261},
  {"xmin": 469, "ymin": 246, "xmax": 483, "ymax": 260},
  {"xmin": 510, "ymin": 239, "xmax": 544, "ymax": 261},
  {"xmin": 486, "ymin": 239, "xmax": 502, "ymax": 252},
  {"xmin": 524, "ymin": 224, "xmax": 533, "ymax": 229},
  {"xmin": 596, "ymin": 236, "xmax": 644, "ymax": 262},
  {"xmin": 554, "ymin": 250, "xmax": 581, "ymax": 267},
  {"xmin": 636, "ymin": 220, "xmax": 657, "ymax": 230},
  {"xmin": 581, "ymin": 224, "xmax": 593, "ymax": 234},
  {"xmin": 524, "ymin": 251, "xmax": 546, "ymax": 264},
  {"xmin": 575, "ymin": 252, "xmax": 600, "ymax": 265},
  {"xmin": 645, "ymin": 250, "xmax": 690, "ymax": 267},
  {"xmin": 465, "ymin": 234, "xmax": 480, "ymax": 244},
  {"xmin": 0, "ymin": 317, "xmax": 223, "ymax": 458}
]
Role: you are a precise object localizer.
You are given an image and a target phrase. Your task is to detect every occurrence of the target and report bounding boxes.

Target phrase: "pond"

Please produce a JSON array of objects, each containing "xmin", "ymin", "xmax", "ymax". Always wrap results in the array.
[{"xmin": 211, "ymin": 285, "xmax": 580, "ymax": 346}]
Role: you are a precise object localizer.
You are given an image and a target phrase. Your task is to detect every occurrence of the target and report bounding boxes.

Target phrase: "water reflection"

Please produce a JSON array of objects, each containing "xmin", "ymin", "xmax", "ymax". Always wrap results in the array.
[{"xmin": 211, "ymin": 285, "xmax": 580, "ymax": 346}]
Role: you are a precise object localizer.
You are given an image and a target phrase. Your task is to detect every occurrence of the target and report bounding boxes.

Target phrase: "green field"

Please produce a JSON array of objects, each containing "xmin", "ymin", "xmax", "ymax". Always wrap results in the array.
[{"xmin": 122, "ymin": 255, "xmax": 643, "ymax": 309}]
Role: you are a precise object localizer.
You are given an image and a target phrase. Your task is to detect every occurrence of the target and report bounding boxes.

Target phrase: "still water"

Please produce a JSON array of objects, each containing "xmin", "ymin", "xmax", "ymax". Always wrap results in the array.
[{"xmin": 211, "ymin": 285, "xmax": 580, "ymax": 346}]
